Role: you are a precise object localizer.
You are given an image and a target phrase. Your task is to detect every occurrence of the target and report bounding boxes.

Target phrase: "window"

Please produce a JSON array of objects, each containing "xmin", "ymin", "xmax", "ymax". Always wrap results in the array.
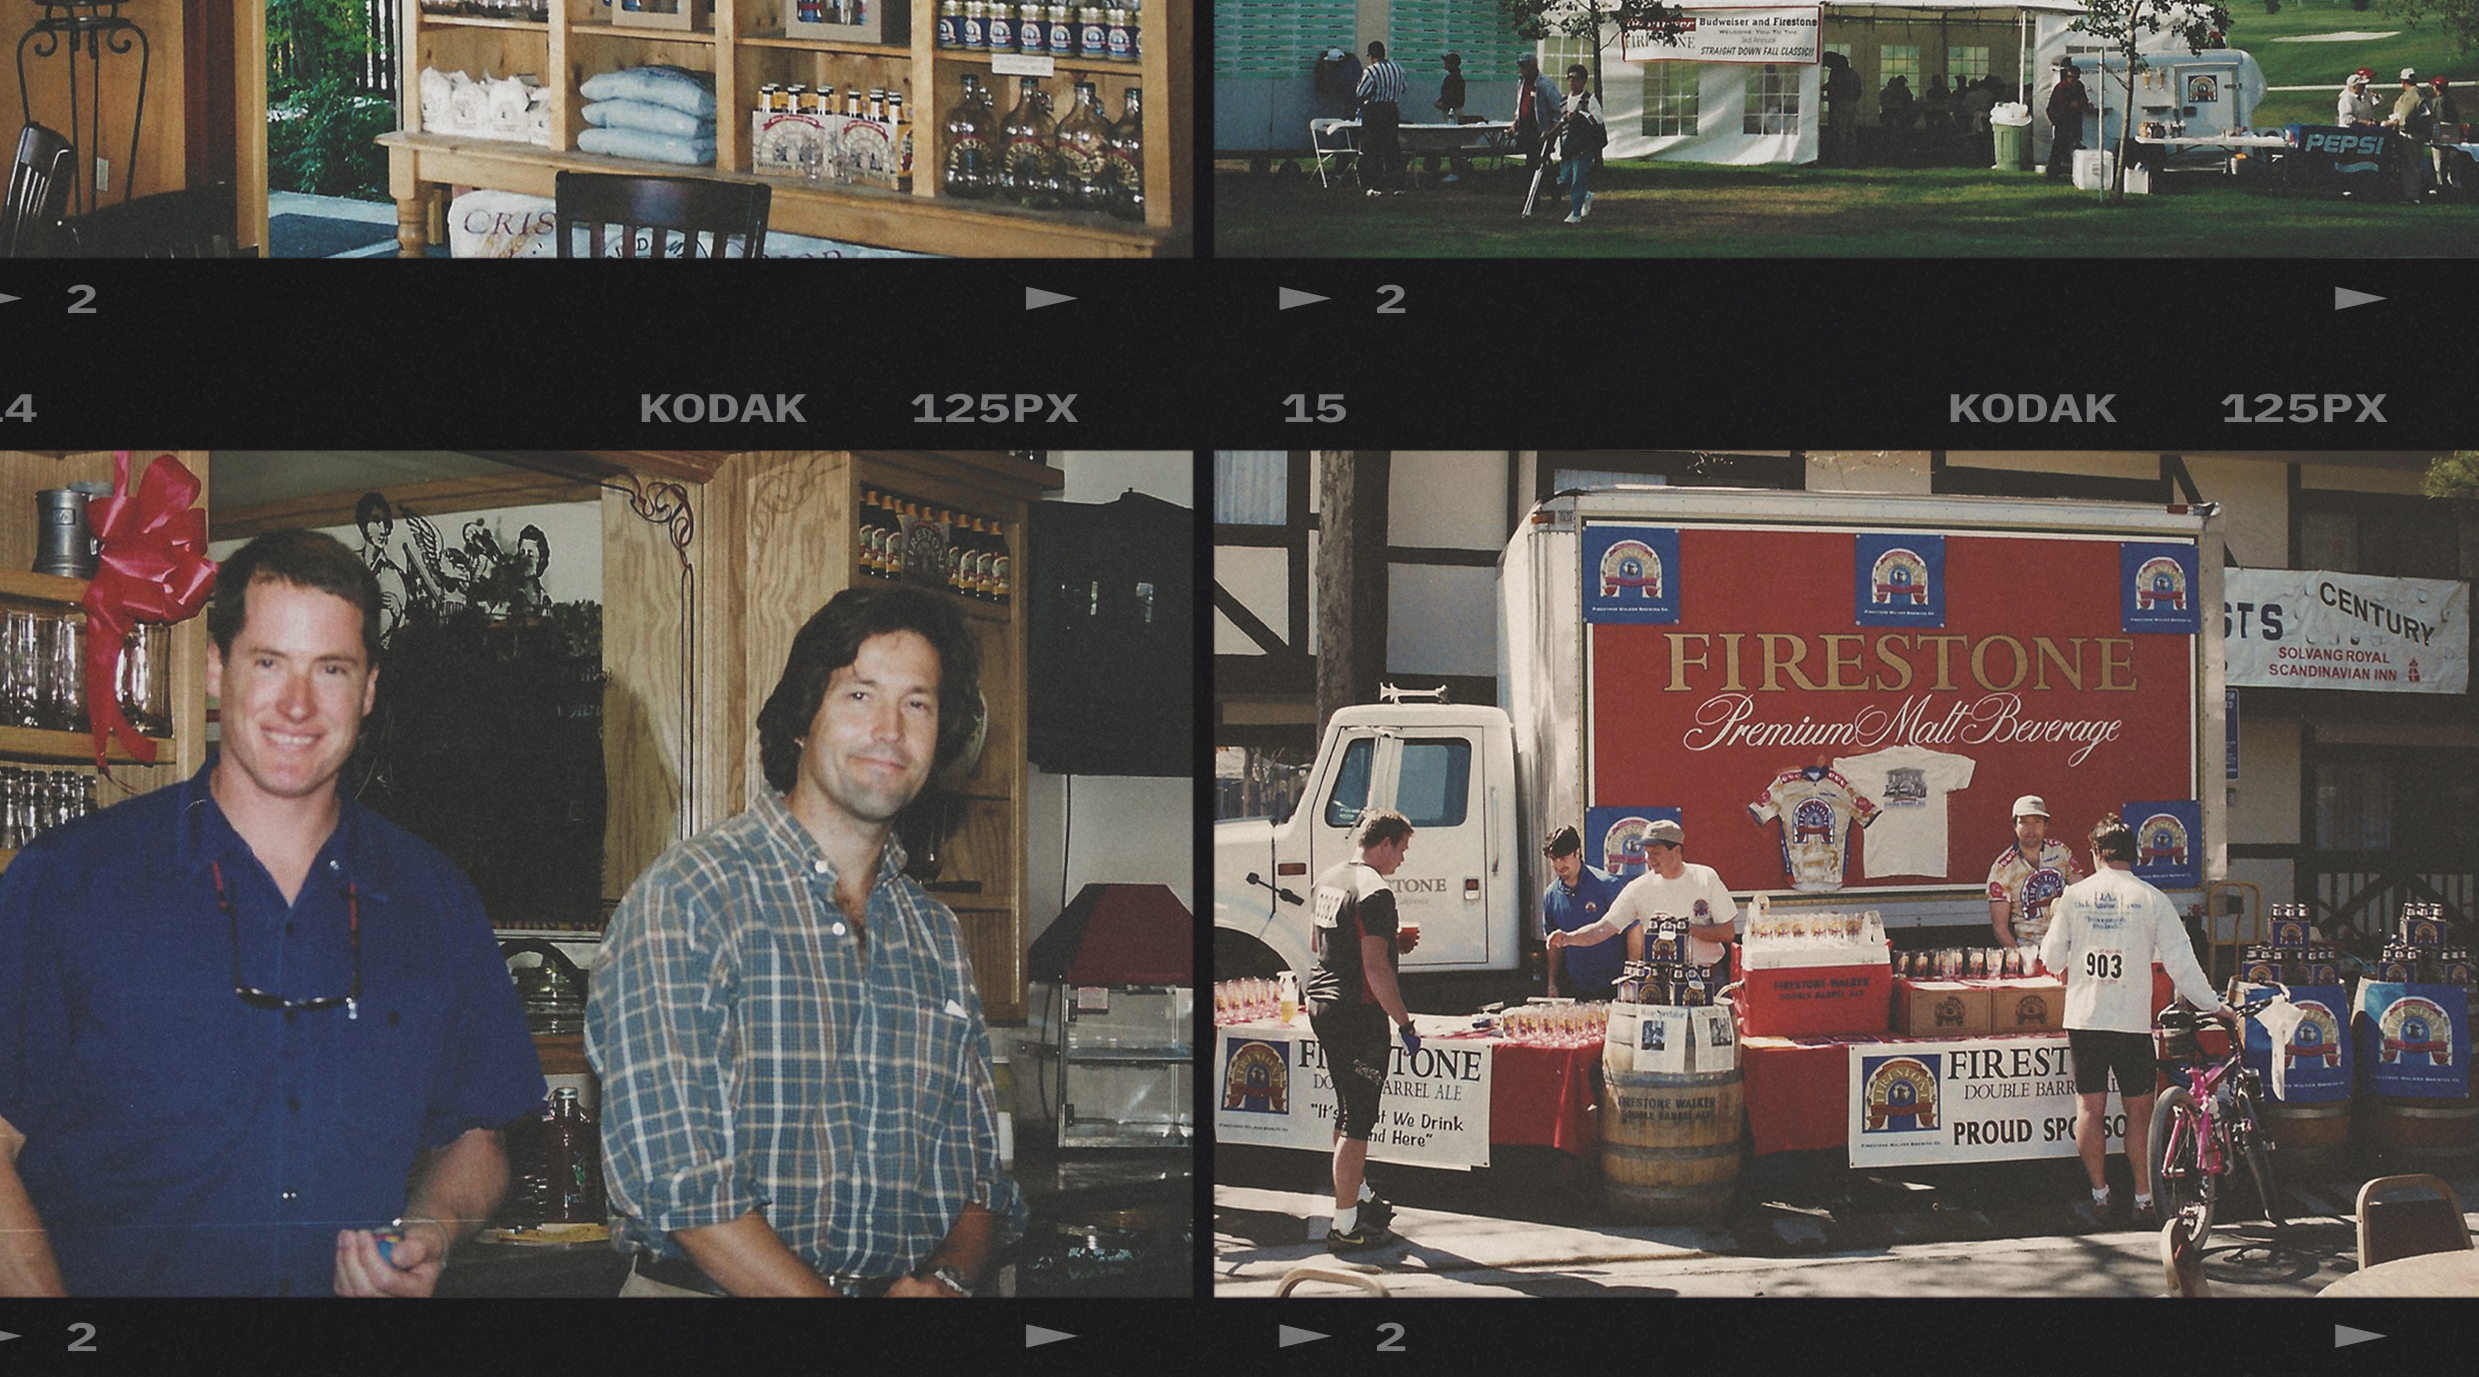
[
  {"xmin": 1744, "ymin": 64, "xmax": 1800, "ymax": 135},
  {"xmin": 1396, "ymin": 739, "xmax": 1472, "ymax": 828},
  {"xmin": 1214, "ymin": 0, "xmax": 1361, "ymax": 78},
  {"xmin": 1393, "ymin": 0, "xmax": 1532, "ymax": 86},
  {"xmin": 1643, "ymin": 61, "xmax": 1700, "ymax": 138},
  {"xmin": 1214, "ymin": 451, "xmax": 1288, "ymax": 526},
  {"xmin": 1324, "ymin": 737, "xmax": 1374, "ymax": 829},
  {"xmin": 2315, "ymin": 747, "xmax": 2479, "ymax": 857},
  {"xmin": 2295, "ymin": 493, "xmax": 2468, "ymax": 580},
  {"xmin": 1541, "ymin": 33, "xmax": 1592, "ymax": 86},
  {"xmin": 1948, "ymin": 45, "xmax": 1990, "ymax": 86},
  {"xmin": 1879, "ymin": 44, "xmax": 1921, "ymax": 101}
]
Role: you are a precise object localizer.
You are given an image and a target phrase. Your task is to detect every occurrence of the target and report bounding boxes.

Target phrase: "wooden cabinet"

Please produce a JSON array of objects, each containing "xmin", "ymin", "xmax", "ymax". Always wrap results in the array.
[
  {"xmin": 383, "ymin": 0, "xmax": 1187, "ymax": 256},
  {"xmin": 0, "ymin": 452, "xmax": 211, "ymax": 873},
  {"xmin": 600, "ymin": 452, "xmax": 1059, "ymax": 1021}
]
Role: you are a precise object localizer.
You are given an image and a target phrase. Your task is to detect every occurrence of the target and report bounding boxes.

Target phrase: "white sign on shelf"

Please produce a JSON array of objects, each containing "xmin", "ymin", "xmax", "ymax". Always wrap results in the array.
[{"xmin": 990, "ymin": 53, "xmax": 1059, "ymax": 79}]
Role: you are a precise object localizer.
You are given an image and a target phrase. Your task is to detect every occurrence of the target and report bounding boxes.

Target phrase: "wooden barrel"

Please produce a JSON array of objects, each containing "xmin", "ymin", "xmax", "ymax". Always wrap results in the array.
[
  {"xmin": 1598, "ymin": 1066, "xmax": 1744, "ymax": 1224},
  {"xmin": 2360, "ymin": 1096, "xmax": 2479, "ymax": 1168},
  {"xmin": 2260, "ymin": 1097, "xmax": 2352, "ymax": 1176}
]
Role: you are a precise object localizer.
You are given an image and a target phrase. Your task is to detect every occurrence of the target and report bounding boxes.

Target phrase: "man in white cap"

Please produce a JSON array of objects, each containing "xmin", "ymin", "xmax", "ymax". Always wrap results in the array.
[
  {"xmin": 2385, "ymin": 67, "xmax": 2435, "ymax": 202},
  {"xmin": 1986, "ymin": 795, "xmax": 2083, "ymax": 955},
  {"xmin": 1548, "ymin": 818, "xmax": 1741, "ymax": 976},
  {"xmin": 2337, "ymin": 68, "xmax": 2384, "ymax": 128}
]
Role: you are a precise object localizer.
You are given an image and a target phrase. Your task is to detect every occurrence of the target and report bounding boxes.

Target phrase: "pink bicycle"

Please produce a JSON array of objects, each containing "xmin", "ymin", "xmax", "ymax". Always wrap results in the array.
[{"xmin": 2150, "ymin": 989, "xmax": 2289, "ymax": 1258}]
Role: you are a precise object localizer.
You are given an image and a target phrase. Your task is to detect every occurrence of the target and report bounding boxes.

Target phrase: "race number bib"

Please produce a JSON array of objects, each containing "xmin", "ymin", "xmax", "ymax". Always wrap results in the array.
[{"xmin": 2081, "ymin": 948, "xmax": 2127, "ymax": 981}]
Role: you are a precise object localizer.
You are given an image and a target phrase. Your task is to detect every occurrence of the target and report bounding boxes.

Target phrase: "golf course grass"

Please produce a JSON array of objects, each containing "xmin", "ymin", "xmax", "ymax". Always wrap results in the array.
[{"xmin": 1216, "ymin": 159, "xmax": 2476, "ymax": 256}]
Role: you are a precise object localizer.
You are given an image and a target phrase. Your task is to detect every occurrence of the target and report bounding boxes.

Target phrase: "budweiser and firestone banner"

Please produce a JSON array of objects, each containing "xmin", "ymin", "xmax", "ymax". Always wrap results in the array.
[
  {"xmin": 1621, "ymin": 7, "xmax": 1823, "ymax": 66},
  {"xmin": 2223, "ymin": 568, "xmax": 2468, "ymax": 694},
  {"xmin": 1584, "ymin": 524, "xmax": 2201, "ymax": 895}
]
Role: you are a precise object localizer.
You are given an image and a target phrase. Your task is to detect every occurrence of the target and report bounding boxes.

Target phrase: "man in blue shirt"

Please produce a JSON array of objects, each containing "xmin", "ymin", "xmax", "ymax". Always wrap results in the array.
[
  {"xmin": 1541, "ymin": 826, "xmax": 1628, "ymax": 1000},
  {"xmin": 0, "ymin": 530, "xmax": 544, "ymax": 1297}
]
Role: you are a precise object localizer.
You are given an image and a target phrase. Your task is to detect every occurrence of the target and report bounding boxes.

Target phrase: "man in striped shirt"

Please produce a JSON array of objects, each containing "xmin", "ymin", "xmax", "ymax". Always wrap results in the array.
[
  {"xmin": 587, "ymin": 586, "xmax": 1024, "ymax": 1297},
  {"xmin": 1355, "ymin": 40, "xmax": 1409, "ymax": 194}
]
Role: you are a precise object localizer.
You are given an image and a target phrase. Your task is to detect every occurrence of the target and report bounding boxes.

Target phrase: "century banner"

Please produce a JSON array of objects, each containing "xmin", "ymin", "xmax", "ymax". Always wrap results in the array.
[
  {"xmin": 1214, "ymin": 1022, "xmax": 1496, "ymax": 1168},
  {"xmin": 1587, "ymin": 524, "xmax": 2201, "ymax": 896},
  {"xmin": 2223, "ymin": 568, "xmax": 2468, "ymax": 693},
  {"xmin": 1621, "ymin": 7, "xmax": 1823, "ymax": 65},
  {"xmin": 1848, "ymin": 1036, "xmax": 2127, "ymax": 1167}
]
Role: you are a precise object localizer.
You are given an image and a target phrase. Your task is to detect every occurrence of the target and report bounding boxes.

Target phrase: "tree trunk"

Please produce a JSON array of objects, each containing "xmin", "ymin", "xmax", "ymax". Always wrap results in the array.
[{"xmin": 1313, "ymin": 452, "xmax": 1391, "ymax": 737}]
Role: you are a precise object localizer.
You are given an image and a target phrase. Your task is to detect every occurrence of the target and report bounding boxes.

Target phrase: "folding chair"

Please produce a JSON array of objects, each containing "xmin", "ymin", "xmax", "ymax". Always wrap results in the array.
[
  {"xmin": 2356, "ymin": 1174, "xmax": 2473, "ymax": 1268},
  {"xmin": 2, "ymin": 123, "xmax": 76, "ymax": 257},
  {"xmin": 1308, "ymin": 118, "xmax": 1358, "ymax": 190}
]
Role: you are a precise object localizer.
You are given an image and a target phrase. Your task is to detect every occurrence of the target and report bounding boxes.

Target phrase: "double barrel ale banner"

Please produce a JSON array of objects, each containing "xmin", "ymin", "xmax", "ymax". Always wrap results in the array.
[{"xmin": 1583, "ymin": 524, "xmax": 2202, "ymax": 896}]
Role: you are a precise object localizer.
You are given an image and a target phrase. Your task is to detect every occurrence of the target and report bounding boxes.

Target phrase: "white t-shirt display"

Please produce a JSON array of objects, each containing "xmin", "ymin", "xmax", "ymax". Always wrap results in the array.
[
  {"xmin": 1832, "ymin": 745, "xmax": 1976, "ymax": 879},
  {"xmin": 1606, "ymin": 863, "xmax": 1742, "ymax": 966}
]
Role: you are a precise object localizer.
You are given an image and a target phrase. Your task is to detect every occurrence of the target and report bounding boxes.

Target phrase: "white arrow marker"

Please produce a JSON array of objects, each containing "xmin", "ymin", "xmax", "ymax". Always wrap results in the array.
[
  {"xmin": 2335, "ymin": 1326, "xmax": 2384, "ymax": 1348},
  {"xmin": 1026, "ymin": 1325, "xmax": 1076, "ymax": 1348},
  {"xmin": 1278, "ymin": 287, "xmax": 1329, "ymax": 310},
  {"xmin": 2334, "ymin": 287, "xmax": 2385, "ymax": 311},
  {"xmin": 1026, "ymin": 287, "xmax": 1076, "ymax": 310},
  {"xmin": 1278, "ymin": 1326, "xmax": 1330, "ymax": 1348}
]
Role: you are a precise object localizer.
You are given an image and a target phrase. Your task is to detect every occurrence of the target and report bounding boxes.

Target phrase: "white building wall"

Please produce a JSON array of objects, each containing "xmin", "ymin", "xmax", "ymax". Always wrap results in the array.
[
  {"xmin": 2182, "ymin": 454, "xmax": 2287, "ymax": 568},
  {"xmin": 1390, "ymin": 451, "xmax": 1506, "ymax": 549},
  {"xmin": 1215, "ymin": 546, "xmax": 1290, "ymax": 654}
]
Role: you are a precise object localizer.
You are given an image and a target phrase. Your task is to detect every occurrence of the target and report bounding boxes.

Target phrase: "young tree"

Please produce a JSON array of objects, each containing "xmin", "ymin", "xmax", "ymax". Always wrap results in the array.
[
  {"xmin": 1497, "ymin": 0, "xmax": 1690, "ymax": 99},
  {"xmin": 2071, "ymin": 0, "xmax": 2232, "ymax": 201}
]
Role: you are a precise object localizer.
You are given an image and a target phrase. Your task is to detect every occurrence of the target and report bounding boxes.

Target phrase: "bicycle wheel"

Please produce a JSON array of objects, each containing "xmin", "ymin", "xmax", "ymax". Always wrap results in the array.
[
  {"xmin": 2236, "ymin": 1098, "xmax": 2284, "ymax": 1233},
  {"xmin": 2148, "ymin": 1086, "xmax": 2214, "ymax": 1253}
]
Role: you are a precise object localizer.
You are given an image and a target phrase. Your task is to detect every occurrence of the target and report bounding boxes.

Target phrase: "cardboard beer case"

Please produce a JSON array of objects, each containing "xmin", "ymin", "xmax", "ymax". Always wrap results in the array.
[
  {"xmin": 1892, "ymin": 980, "xmax": 1991, "ymax": 1037},
  {"xmin": 1988, "ymin": 977, "xmax": 2066, "ymax": 1033}
]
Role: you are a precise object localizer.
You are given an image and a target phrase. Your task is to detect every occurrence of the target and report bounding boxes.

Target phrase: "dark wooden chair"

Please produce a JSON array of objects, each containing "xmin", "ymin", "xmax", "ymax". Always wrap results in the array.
[
  {"xmin": 2356, "ymin": 1173, "xmax": 2473, "ymax": 1269},
  {"xmin": 553, "ymin": 171, "xmax": 770, "ymax": 258},
  {"xmin": 63, "ymin": 181, "xmax": 251, "ymax": 258},
  {"xmin": 2, "ymin": 123, "xmax": 76, "ymax": 257}
]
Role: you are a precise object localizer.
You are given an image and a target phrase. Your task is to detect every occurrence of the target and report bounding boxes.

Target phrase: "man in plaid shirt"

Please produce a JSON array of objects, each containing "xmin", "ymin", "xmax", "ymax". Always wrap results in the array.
[{"xmin": 587, "ymin": 586, "xmax": 1024, "ymax": 1297}]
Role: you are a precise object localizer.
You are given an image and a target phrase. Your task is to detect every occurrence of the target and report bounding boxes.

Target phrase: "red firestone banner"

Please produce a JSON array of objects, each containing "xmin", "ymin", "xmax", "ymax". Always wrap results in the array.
[{"xmin": 1588, "ymin": 526, "xmax": 2198, "ymax": 895}]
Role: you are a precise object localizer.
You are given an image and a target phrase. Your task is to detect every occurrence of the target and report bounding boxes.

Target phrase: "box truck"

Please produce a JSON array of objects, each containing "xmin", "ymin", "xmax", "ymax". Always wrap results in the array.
[{"xmin": 1215, "ymin": 487, "xmax": 2225, "ymax": 1009}]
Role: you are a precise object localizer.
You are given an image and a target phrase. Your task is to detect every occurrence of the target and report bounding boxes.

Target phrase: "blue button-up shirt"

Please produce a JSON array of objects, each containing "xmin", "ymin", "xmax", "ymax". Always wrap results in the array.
[
  {"xmin": 1544, "ymin": 864, "xmax": 1630, "ymax": 992},
  {"xmin": 0, "ymin": 761, "xmax": 546, "ymax": 1296},
  {"xmin": 586, "ymin": 788, "xmax": 1027, "ymax": 1281}
]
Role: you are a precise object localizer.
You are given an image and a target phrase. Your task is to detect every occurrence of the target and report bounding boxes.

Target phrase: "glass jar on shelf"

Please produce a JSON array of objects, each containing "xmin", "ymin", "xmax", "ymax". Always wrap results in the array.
[
  {"xmin": 999, "ymin": 75, "xmax": 1060, "ymax": 209},
  {"xmin": 1054, "ymin": 80, "xmax": 1114, "ymax": 212},
  {"xmin": 1105, "ymin": 86, "xmax": 1143, "ymax": 220}
]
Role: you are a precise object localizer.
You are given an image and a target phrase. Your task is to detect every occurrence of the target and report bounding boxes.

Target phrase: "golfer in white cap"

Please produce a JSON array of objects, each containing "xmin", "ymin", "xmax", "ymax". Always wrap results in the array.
[
  {"xmin": 2339, "ymin": 68, "xmax": 2384, "ymax": 128},
  {"xmin": 1985, "ymin": 794, "xmax": 2084, "ymax": 954},
  {"xmin": 1550, "ymin": 818, "xmax": 1743, "ymax": 972}
]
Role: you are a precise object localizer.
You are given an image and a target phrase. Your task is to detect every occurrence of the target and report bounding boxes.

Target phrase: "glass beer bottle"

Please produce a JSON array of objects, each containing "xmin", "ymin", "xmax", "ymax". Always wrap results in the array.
[
  {"xmin": 942, "ymin": 74, "xmax": 997, "ymax": 198},
  {"xmin": 1106, "ymin": 86, "xmax": 1143, "ymax": 220},
  {"xmin": 1054, "ymin": 81, "xmax": 1113, "ymax": 212},
  {"xmin": 1000, "ymin": 75, "xmax": 1059, "ymax": 209}
]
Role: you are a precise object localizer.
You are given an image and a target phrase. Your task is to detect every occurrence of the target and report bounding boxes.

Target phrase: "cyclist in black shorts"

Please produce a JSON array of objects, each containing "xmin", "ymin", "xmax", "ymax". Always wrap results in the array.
[
  {"xmin": 2039, "ymin": 815, "xmax": 2229, "ymax": 1227},
  {"xmin": 1303, "ymin": 808, "xmax": 1422, "ymax": 1254}
]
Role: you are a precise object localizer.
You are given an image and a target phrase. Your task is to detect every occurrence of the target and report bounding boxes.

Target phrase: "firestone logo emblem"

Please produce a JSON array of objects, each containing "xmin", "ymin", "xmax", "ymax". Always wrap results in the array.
[
  {"xmin": 2284, "ymin": 1001, "xmax": 2343, "ymax": 1069},
  {"xmin": 1599, "ymin": 540, "xmax": 1664, "ymax": 599},
  {"xmin": 1604, "ymin": 816, "xmax": 1656, "ymax": 876},
  {"xmin": 2021, "ymin": 867, "xmax": 2068, "ymax": 919},
  {"xmin": 1793, "ymin": 797, "xmax": 1835, "ymax": 842},
  {"xmin": 1221, "ymin": 1039, "xmax": 1290, "ymax": 1114},
  {"xmin": 2136, "ymin": 556, "xmax": 2188, "ymax": 611},
  {"xmin": 1862, "ymin": 1055, "xmax": 1940, "ymax": 1132},
  {"xmin": 2379, "ymin": 996, "xmax": 2456, "ymax": 1067},
  {"xmin": 1870, "ymin": 547, "xmax": 1931, "ymax": 605},
  {"xmin": 2138, "ymin": 813, "xmax": 2190, "ymax": 869}
]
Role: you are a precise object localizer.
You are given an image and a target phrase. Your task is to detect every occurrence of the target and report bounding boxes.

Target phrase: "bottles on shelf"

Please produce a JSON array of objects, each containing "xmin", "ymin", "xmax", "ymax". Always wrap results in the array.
[
  {"xmin": 940, "ymin": 2, "xmax": 1137, "ymax": 61},
  {"xmin": 857, "ymin": 486, "xmax": 1011, "ymax": 605},
  {"xmin": 0, "ymin": 766, "xmax": 97, "ymax": 850},
  {"xmin": 942, "ymin": 73, "xmax": 998, "ymax": 198}
]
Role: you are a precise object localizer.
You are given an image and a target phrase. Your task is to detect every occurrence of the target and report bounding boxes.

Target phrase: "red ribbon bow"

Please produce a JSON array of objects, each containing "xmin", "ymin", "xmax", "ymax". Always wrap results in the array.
[{"xmin": 81, "ymin": 451, "xmax": 217, "ymax": 767}]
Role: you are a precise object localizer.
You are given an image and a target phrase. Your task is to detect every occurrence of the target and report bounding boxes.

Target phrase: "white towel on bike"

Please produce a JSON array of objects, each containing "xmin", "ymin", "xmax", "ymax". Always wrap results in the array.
[{"xmin": 2238, "ymin": 983, "xmax": 2305, "ymax": 1099}]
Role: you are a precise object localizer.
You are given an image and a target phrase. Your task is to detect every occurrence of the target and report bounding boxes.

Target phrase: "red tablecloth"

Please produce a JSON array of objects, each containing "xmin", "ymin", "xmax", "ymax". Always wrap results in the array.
[
  {"xmin": 1742, "ymin": 1035, "xmax": 1857, "ymax": 1155},
  {"xmin": 1482, "ymin": 1037, "xmax": 1604, "ymax": 1157}
]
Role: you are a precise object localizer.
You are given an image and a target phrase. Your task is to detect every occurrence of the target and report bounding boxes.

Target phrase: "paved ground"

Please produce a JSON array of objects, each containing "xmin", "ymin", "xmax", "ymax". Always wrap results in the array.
[
  {"xmin": 269, "ymin": 191, "xmax": 400, "ymax": 259},
  {"xmin": 1215, "ymin": 1147, "xmax": 2479, "ymax": 1299}
]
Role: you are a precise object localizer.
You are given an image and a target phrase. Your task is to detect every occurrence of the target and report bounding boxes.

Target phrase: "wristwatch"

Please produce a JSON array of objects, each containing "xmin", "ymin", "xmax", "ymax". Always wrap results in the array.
[{"xmin": 921, "ymin": 1264, "xmax": 974, "ymax": 1297}]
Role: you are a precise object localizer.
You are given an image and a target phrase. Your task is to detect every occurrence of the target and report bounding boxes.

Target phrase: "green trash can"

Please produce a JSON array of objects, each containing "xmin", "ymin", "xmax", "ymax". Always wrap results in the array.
[{"xmin": 1992, "ymin": 108, "xmax": 2032, "ymax": 171}]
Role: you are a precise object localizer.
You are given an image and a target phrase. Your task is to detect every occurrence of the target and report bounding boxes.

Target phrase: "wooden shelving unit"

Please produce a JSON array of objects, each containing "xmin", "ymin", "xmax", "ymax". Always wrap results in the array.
[
  {"xmin": 385, "ymin": 0, "xmax": 1188, "ymax": 256},
  {"xmin": 0, "ymin": 453, "xmax": 212, "ymax": 874}
]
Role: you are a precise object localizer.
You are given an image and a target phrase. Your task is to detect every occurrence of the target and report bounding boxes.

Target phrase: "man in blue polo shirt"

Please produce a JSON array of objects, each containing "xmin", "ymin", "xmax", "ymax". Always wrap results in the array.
[
  {"xmin": 0, "ymin": 529, "xmax": 543, "ymax": 1297},
  {"xmin": 1541, "ymin": 827, "xmax": 1628, "ymax": 1001}
]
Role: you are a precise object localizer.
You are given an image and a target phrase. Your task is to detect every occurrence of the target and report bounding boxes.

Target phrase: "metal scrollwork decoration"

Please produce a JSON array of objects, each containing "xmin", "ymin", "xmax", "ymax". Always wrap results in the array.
[{"xmin": 17, "ymin": 1, "xmax": 149, "ymax": 216}]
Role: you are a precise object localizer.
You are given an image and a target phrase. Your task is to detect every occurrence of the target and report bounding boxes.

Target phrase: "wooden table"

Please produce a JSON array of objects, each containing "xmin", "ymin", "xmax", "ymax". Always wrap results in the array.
[{"xmin": 2320, "ymin": 1248, "xmax": 2479, "ymax": 1297}]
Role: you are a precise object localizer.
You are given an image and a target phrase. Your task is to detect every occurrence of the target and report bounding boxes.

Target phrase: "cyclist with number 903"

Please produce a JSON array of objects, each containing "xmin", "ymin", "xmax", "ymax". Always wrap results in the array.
[{"xmin": 2038, "ymin": 814, "xmax": 2228, "ymax": 1229}]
